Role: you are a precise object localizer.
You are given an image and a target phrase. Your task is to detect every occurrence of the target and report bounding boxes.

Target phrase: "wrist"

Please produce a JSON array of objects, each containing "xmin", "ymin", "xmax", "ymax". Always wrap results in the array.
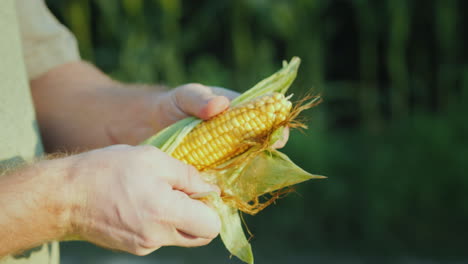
[
  {"xmin": 51, "ymin": 154, "xmax": 91, "ymax": 240},
  {"xmin": 33, "ymin": 157, "xmax": 75, "ymax": 239}
]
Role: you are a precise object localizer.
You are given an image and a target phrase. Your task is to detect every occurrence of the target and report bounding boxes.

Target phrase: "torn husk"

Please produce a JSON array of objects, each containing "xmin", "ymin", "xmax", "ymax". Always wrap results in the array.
[{"xmin": 142, "ymin": 57, "xmax": 324, "ymax": 264}]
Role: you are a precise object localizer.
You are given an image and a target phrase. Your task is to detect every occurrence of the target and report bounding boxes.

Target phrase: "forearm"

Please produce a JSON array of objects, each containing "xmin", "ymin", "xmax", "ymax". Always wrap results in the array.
[
  {"xmin": 31, "ymin": 61, "xmax": 168, "ymax": 152},
  {"xmin": 0, "ymin": 159, "xmax": 70, "ymax": 257}
]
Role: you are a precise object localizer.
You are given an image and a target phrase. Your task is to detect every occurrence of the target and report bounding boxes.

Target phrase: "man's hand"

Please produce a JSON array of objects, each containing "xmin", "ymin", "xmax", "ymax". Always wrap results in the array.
[
  {"xmin": 146, "ymin": 83, "xmax": 288, "ymax": 147},
  {"xmin": 0, "ymin": 145, "xmax": 221, "ymax": 257},
  {"xmin": 31, "ymin": 62, "xmax": 240, "ymax": 151},
  {"xmin": 31, "ymin": 61, "xmax": 288, "ymax": 152},
  {"xmin": 67, "ymin": 145, "xmax": 221, "ymax": 255},
  {"xmin": 106, "ymin": 83, "xmax": 240, "ymax": 147}
]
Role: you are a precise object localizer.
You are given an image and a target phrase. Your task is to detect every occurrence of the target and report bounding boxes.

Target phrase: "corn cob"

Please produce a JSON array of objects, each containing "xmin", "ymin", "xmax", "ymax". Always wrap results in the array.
[{"xmin": 172, "ymin": 92, "xmax": 292, "ymax": 171}]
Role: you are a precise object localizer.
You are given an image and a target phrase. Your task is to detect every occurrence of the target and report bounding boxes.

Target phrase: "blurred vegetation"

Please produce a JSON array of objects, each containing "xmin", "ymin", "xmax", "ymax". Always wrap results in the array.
[{"xmin": 47, "ymin": 0, "xmax": 468, "ymax": 261}]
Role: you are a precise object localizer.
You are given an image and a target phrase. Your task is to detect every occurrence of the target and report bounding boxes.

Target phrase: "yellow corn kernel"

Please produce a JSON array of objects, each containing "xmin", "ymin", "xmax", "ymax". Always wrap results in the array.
[{"xmin": 171, "ymin": 92, "xmax": 292, "ymax": 170}]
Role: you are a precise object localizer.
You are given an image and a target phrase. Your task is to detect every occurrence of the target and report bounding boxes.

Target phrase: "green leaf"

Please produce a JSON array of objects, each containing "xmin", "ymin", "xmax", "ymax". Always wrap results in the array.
[
  {"xmin": 233, "ymin": 150, "xmax": 325, "ymax": 202},
  {"xmin": 210, "ymin": 195, "xmax": 254, "ymax": 264},
  {"xmin": 141, "ymin": 117, "xmax": 201, "ymax": 153},
  {"xmin": 230, "ymin": 57, "xmax": 300, "ymax": 106}
]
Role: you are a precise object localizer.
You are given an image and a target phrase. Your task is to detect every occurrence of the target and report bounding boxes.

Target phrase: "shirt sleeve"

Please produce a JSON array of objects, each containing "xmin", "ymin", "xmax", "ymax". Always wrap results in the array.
[{"xmin": 15, "ymin": 0, "xmax": 81, "ymax": 80}]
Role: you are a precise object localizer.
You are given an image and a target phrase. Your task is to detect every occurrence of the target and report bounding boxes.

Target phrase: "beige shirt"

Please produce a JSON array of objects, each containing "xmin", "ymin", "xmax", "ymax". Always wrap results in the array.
[
  {"xmin": 17, "ymin": 0, "xmax": 80, "ymax": 80},
  {"xmin": 0, "ymin": 0, "xmax": 80, "ymax": 263}
]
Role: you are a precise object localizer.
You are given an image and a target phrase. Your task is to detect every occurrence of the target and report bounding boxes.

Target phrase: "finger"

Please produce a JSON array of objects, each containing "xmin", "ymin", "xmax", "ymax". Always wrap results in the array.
[
  {"xmin": 168, "ymin": 190, "xmax": 221, "ymax": 240},
  {"xmin": 161, "ymin": 157, "xmax": 219, "ymax": 195},
  {"xmin": 171, "ymin": 230, "xmax": 212, "ymax": 247},
  {"xmin": 271, "ymin": 127, "xmax": 290, "ymax": 149},
  {"xmin": 173, "ymin": 84, "xmax": 230, "ymax": 120}
]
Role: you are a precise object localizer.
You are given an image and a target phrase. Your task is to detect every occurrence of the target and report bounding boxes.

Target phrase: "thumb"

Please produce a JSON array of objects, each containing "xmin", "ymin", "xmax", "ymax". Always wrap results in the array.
[{"xmin": 172, "ymin": 83, "xmax": 230, "ymax": 120}]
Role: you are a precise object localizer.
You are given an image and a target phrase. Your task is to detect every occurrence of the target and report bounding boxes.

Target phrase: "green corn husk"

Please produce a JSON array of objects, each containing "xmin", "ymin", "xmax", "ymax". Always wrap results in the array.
[{"xmin": 142, "ymin": 57, "xmax": 324, "ymax": 264}]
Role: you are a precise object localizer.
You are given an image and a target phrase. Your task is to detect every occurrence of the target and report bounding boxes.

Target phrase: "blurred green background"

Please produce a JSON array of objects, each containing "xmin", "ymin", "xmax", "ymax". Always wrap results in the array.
[{"xmin": 46, "ymin": 0, "xmax": 468, "ymax": 263}]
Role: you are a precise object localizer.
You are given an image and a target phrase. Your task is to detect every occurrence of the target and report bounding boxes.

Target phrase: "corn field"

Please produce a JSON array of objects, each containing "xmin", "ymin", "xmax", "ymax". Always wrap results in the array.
[{"xmin": 48, "ymin": 0, "xmax": 468, "ymax": 262}]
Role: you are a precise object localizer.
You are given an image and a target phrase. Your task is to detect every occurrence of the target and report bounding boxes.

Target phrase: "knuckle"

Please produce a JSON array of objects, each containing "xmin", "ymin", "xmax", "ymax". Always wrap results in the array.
[
  {"xmin": 185, "ymin": 165, "xmax": 216, "ymax": 193},
  {"xmin": 131, "ymin": 247, "xmax": 149, "ymax": 256},
  {"xmin": 179, "ymin": 83, "xmax": 210, "ymax": 93},
  {"xmin": 146, "ymin": 199, "xmax": 168, "ymax": 223},
  {"xmin": 134, "ymin": 145, "xmax": 161, "ymax": 160},
  {"xmin": 137, "ymin": 145, "xmax": 157, "ymax": 153},
  {"xmin": 197, "ymin": 238, "xmax": 213, "ymax": 246},
  {"xmin": 107, "ymin": 144, "xmax": 131, "ymax": 149},
  {"xmin": 133, "ymin": 235, "xmax": 161, "ymax": 255},
  {"xmin": 185, "ymin": 165, "xmax": 199, "ymax": 183},
  {"xmin": 186, "ymin": 82, "xmax": 204, "ymax": 88},
  {"xmin": 181, "ymin": 238, "xmax": 212, "ymax": 248},
  {"xmin": 132, "ymin": 247, "xmax": 153, "ymax": 256}
]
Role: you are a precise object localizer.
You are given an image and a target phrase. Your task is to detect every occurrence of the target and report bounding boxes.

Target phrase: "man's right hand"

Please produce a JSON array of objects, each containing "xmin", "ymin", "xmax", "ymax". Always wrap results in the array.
[{"xmin": 63, "ymin": 145, "xmax": 221, "ymax": 255}]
